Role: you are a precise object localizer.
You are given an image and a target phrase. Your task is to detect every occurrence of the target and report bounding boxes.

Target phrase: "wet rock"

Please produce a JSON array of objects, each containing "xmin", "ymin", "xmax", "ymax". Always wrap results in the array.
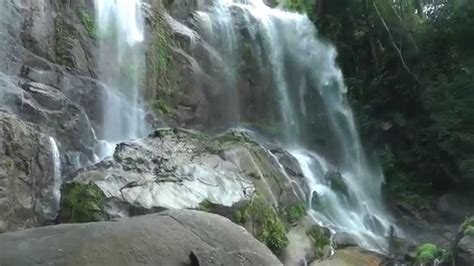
[
  {"xmin": 363, "ymin": 214, "xmax": 386, "ymax": 236},
  {"xmin": 437, "ymin": 193, "xmax": 474, "ymax": 222},
  {"xmin": 0, "ymin": 111, "xmax": 58, "ymax": 232},
  {"xmin": 271, "ymin": 147, "xmax": 304, "ymax": 178},
  {"xmin": 282, "ymin": 221, "xmax": 317, "ymax": 266},
  {"xmin": 326, "ymin": 171, "xmax": 348, "ymax": 197},
  {"xmin": 0, "ymin": 73, "xmax": 97, "ymax": 161},
  {"xmin": 310, "ymin": 246, "xmax": 388, "ymax": 266},
  {"xmin": 333, "ymin": 232, "xmax": 359, "ymax": 248},
  {"xmin": 0, "ymin": 210, "xmax": 282, "ymax": 266},
  {"xmin": 457, "ymin": 234, "xmax": 474, "ymax": 266}
]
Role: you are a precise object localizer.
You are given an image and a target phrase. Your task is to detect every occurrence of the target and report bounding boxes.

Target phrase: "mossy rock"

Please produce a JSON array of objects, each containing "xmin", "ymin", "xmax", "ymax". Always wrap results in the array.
[
  {"xmin": 306, "ymin": 225, "xmax": 331, "ymax": 259},
  {"xmin": 60, "ymin": 183, "xmax": 107, "ymax": 223},
  {"xmin": 79, "ymin": 8, "xmax": 96, "ymax": 38},
  {"xmin": 327, "ymin": 171, "xmax": 349, "ymax": 196}
]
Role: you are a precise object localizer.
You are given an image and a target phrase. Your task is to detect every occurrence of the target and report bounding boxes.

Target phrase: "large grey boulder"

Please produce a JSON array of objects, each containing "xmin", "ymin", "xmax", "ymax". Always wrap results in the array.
[
  {"xmin": 0, "ymin": 210, "xmax": 283, "ymax": 266},
  {"xmin": 60, "ymin": 128, "xmax": 307, "ymax": 222}
]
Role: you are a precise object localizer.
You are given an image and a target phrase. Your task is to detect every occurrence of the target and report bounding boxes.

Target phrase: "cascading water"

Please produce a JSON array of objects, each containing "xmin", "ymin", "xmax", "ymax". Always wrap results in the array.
[
  {"xmin": 44, "ymin": 137, "xmax": 62, "ymax": 220},
  {"xmin": 95, "ymin": 0, "xmax": 147, "ymax": 158},
  {"xmin": 196, "ymin": 0, "xmax": 397, "ymax": 253}
]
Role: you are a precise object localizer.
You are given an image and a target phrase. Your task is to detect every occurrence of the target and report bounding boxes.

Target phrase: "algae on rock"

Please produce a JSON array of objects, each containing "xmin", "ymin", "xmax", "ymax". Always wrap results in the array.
[{"xmin": 60, "ymin": 183, "xmax": 107, "ymax": 223}]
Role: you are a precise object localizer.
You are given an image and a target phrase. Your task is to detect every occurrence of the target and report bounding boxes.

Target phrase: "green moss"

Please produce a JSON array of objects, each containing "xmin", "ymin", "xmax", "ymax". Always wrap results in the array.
[
  {"xmin": 54, "ymin": 18, "xmax": 76, "ymax": 67},
  {"xmin": 415, "ymin": 243, "xmax": 444, "ymax": 264},
  {"xmin": 151, "ymin": 98, "xmax": 171, "ymax": 114},
  {"xmin": 79, "ymin": 9, "xmax": 96, "ymax": 38},
  {"xmin": 60, "ymin": 183, "xmax": 106, "ymax": 223},
  {"xmin": 147, "ymin": 10, "xmax": 179, "ymax": 117},
  {"xmin": 306, "ymin": 225, "xmax": 331, "ymax": 258},
  {"xmin": 328, "ymin": 172, "xmax": 348, "ymax": 196},
  {"xmin": 150, "ymin": 14, "xmax": 173, "ymax": 77}
]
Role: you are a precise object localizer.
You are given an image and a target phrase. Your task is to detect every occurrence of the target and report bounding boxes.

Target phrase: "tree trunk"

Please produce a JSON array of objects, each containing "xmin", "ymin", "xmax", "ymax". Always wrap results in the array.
[
  {"xmin": 316, "ymin": 0, "xmax": 326, "ymax": 21},
  {"xmin": 365, "ymin": 0, "xmax": 382, "ymax": 69}
]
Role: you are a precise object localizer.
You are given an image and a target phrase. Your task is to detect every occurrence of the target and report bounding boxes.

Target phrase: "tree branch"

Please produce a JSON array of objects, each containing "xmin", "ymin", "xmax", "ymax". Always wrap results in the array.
[{"xmin": 373, "ymin": 2, "xmax": 421, "ymax": 86}]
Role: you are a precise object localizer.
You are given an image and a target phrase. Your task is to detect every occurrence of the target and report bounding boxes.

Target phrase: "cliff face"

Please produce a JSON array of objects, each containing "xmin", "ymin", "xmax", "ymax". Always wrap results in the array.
[{"xmin": 0, "ymin": 0, "xmax": 306, "ymax": 237}]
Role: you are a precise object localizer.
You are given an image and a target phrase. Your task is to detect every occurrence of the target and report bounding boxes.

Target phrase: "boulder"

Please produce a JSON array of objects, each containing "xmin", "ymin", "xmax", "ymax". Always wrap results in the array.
[
  {"xmin": 60, "ymin": 129, "xmax": 259, "ymax": 222},
  {"xmin": 457, "ymin": 234, "xmax": 474, "ymax": 266},
  {"xmin": 282, "ymin": 223, "xmax": 317, "ymax": 265},
  {"xmin": 0, "ymin": 210, "xmax": 282, "ymax": 266}
]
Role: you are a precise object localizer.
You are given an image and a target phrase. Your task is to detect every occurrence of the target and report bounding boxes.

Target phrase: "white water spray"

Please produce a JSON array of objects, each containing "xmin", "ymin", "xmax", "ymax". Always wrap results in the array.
[
  {"xmin": 44, "ymin": 137, "xmax": 61, "ymax": 220},
  {"xmin": 95, "ymin": 0, "xmax": 147, "ymax": 158}
]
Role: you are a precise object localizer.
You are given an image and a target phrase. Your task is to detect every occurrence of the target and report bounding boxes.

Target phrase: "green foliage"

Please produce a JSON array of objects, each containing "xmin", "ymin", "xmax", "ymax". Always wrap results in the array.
[
  {"xmin": 61, "ymin": 183, "xmax": 106, "ymax": 223},
  {"xmin": 198, "ymin": 199, "xmax": 213, "ymax": 212},
  {"xmin": 233, "ymin": 209, "xmax": 243, "ymax": 224},
  {"xmin": 233, "ymin": 207, "xmax": 250, "ymax": 225},
  {"xmin": 278, "ymin": 0, "xmax": 316, "ymax": 20},
  {"xmin": 306, "ymin": 225, "xmax": 331, "ymax": 258},
  {"xmin": 461, "ymin": 216, "xmax": 474, "ymax": 235},
  {"xmin": 415, "ymin": 243, "xmax": 445, "ymax": 264},
  {"xmin": 283, "ymin": 203, "xmax": 306, "ymax": 224},
  {"xmin": 380, "ymin": 149, "xmax": 432, "ymax": 206},
  {"xmin": 79, "ymin": 9, "xmax": 96, "ymax": 38},
  {"xmin": 248, "ymin": 197, "xmax": 289, "ymax": 254}
]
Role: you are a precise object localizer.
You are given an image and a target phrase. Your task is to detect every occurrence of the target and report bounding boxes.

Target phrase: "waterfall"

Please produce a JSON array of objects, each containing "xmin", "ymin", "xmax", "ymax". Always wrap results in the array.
[
  {"xmin": 195, "ymin": 3, "xmax": 241, "ymax": 126},
  {"xmin": 196, "ymin": 0, "xmax": 396, "ymax": 253},
  {"xmin": 44, "ymin": 137, "xmax": 61, "ymax": 220},
  {"xmin": 95, "ymin": 0, "xmax": 147, "ymax": 158}
]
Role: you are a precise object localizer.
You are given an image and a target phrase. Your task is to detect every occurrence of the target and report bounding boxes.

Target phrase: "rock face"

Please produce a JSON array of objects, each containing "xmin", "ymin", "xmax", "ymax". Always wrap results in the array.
[
  {"xmin": 0, "ymin": 0, "xmax": 112, "ymax": 232},
  {"xmin": 0, "ymin": 210, "xmax": 282, "ymax": 266},
  {"xmin": 60, "ymin": 128, "xmax": 307, "ymax": 222},
  {"xmin": 0, "ymin": 111, "xmax": 57, "ymax": 232}
]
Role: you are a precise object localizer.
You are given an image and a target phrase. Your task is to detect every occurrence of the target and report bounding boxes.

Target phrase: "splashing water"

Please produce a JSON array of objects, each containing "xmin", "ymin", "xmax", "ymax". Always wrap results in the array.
[
  {"xmin": 196, "ymin": 0, "xmax": 397, "ymax": 253},
  {"xmin": 95, "ymin": 0, "xmax": 147, "ymax": 158}
]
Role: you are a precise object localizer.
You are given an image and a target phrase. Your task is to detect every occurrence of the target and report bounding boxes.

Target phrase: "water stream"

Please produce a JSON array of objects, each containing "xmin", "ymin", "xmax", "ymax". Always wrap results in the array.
[
  {"xmin": 44, "ymin": 137, "xmax": 62, "ymax": 220},
  {"xmin": 196, "ymin": 0, "xmax": 397, "ymax": 253},
  {"xmin": 95, "ymin": 0, "xmax": 147, "ymax": 158}
]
